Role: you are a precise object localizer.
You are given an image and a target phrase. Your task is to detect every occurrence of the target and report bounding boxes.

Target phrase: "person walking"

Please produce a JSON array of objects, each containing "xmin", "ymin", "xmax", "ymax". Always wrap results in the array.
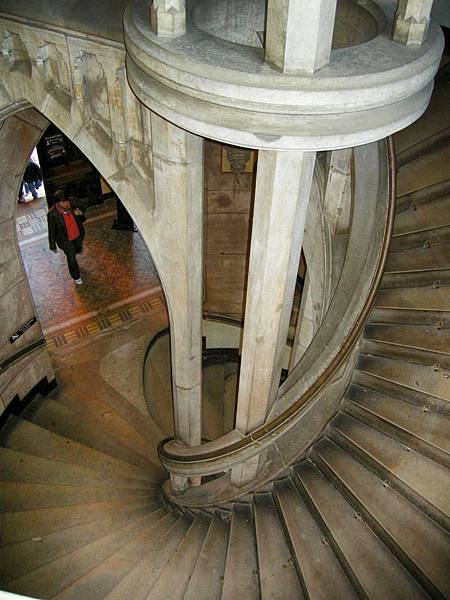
[
  {"xmin": 20, "ymin": 159, "xmax": 43, "ymax": 202},
  {"xmin": 47, "ymin": 190, "xmax": 86, "ymax": 285}
]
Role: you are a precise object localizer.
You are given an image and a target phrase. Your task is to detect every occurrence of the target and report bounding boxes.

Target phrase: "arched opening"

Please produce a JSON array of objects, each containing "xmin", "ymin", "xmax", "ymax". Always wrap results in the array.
[{"xmin": 1, "ymin": 106, "xmax": 169, "ymax": 425}]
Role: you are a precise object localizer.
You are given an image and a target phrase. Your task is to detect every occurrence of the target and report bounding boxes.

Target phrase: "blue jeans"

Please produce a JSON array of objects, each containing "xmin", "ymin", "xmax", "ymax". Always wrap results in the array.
[{"xmin": 25, "ymin": 181, "xmax": 38, "ymax": 199}]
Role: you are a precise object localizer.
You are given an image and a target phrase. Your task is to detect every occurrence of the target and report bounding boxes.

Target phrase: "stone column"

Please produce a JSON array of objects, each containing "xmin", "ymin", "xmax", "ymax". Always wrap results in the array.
[
  {"xmin": 235, "ymin": 151, "xmax": 316, "ymax": 430},
  {"xmin": 393, "ymin": 0, "xmax": 434, "ymax": 46},
  {"xmin": 265, "ymin": 0, "xmax": 338, "ymax": 73},
  {"xmin": 151, "ymin": 114, "xmax": 203, "ymax": 453},
  {"xmin": 232, "ymin": 150, "xmax": 315, "ymax": 486},
  {"xmin": 150, "ymin": 0, "xmax": 186, "ymax": 38}
]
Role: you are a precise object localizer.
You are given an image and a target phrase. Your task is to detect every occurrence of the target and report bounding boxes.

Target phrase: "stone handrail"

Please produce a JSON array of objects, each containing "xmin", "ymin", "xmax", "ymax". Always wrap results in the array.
[
  {"xmin": 159, "ymin": 138, "xmax": 395, "ymax": 506},
  {"xmin": 0, "ymin": 339, "xmax": 46, "ymax": 376}
]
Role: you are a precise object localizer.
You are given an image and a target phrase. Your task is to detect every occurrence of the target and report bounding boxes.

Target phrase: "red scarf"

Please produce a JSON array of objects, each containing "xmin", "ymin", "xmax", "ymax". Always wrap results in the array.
[{"xmin": 57, "ymin": 207, "xmax": 80, "ymax": 241}]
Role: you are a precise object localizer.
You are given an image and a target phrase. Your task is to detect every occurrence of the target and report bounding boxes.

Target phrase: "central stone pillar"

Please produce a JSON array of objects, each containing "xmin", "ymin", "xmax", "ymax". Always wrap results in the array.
[
  {"xmin": 151, "ymin": 114, "xmax": 203, "ymax": 452},
  {"xmin": 232, "ymin": 150, "xmax": 316, "ymax": 485}
]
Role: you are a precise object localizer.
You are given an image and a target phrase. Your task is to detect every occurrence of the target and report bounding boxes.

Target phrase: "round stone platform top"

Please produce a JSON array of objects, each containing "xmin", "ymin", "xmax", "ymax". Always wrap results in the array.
[
  {"xmin": 192, "ymin": 0, "xmax": 379, "ymax": 49},
  {"xmin": 125, "ymin": 0, "xmax": 444, "ymax": 151}
]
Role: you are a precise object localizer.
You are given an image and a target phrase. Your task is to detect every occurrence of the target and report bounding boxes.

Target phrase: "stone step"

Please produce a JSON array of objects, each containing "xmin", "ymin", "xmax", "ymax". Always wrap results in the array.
[
  {"xmin": 396, "ymin": 127, "xmax": 450, "ymax": 169},
  {"xmin": 0, "ymin": 497, "xmax": 156, "ymax": 547},
  {"xmin": 357, "ymin": 353, "xmax": 450, "ymax": 402},
  {"xmin": 361, "ymin": 339, "xmax": 450, "ymax": 370},
  {"xmin": 145, "ymin": 515, "xmax": 210, "ymax": 600},
  {"xmin": 253, "ymin": 492, "xmax": 303, "ymax": 600},
  {"xmin": 0, "ymin": 416, "xmax": 161, "ymax": 484},
  {"xmin": 54, "ymin": 386, "xmax": 161, "ymax": 465},
  {"xmin": 389, "ymin": 223, "xmax": 450, "ymax": 253},
  {"xmin": 0, "ymin": 505, "xmax": 162, "ymax": 586},
  {"xmin": 381, "ymin": 269, "xmax": 450, "ymax": 290},
  {"xmin": 369, "ymin": 308, "xmax": 450, "ymax": 328},
  {"xmin": 312, "ymin": 440, "xmax": 450, "ymax": 599},
  {"xmin": 273, "ymin": 477, "xmax": 356, "ymax": 599},
  {"xmin": 221, "ymin": 503, "xmax": 259, "ymax": 600},
  {"xmin": 374, "ymin": 284, "xmax": 450, "ymax": 312},
  {"xmin": 5, "ymin": 511, "xmax": 164, "ymax": 598},
  {"xmin": 395, "ymin": 179, "xmax": 450, "ymax": 214},
  {"xmin": 52, "ymin": 509, "xmax": 173, "ymax": 600},
  {"xmin": 344, "ymin": 383, "xmax": 450, "ymax": 467},
  {"xmin": 364, "ymin": 322, "xmax": 450, "ymax": 355},
  {"xmin": 0, "ymin": 481, "xmax": 156, "ymax": 512},
  {"xmin": 392, "ymin": 194, "xmax": 450, "ymax": 237},
  {"xmin": 58, "ymin": 364, "xmax": 165, "ymax": 449},
  {"xmin": 352, "ymin": 369, "xmax": 449, "ymax": 416},
  {"xmin": 183, "ymin": 514, "xmax": 230, "ymax": 600},
  {"xmin": 101, "ymin": 514, "xmax": 189, "ymax": 600},
  {"xmin": 329, "ymin": 413, "xmax": 450, "ymax": 528},
  {"xmin": 21, "ymin": 396, "xmax": 154, "ymax": 471},
  {"xmin": 294, "ymin": 460, "xmax": 429, "ymax": 600},
  {"xmin": 396, "ymin": 141, "xmax": 450, "ymax": 197}
]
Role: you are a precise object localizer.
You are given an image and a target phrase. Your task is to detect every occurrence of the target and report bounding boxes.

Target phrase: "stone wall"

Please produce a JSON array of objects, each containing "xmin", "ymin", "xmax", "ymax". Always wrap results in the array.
[{"xmin": 0, "ymin": 109, "xmax": 54, "ymax": 411}]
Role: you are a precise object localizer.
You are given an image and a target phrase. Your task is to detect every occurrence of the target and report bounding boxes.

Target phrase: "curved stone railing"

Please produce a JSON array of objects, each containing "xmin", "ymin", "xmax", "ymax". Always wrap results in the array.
[{"xmin": 159, "ymin": 138, "xmax": 395, "ymax": 506}]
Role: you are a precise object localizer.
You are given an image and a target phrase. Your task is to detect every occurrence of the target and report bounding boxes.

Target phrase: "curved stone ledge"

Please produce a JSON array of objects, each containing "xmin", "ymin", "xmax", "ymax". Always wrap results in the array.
[{"xmin": 124, "ymin": 0, "xmax": 444, "ymax": 150}]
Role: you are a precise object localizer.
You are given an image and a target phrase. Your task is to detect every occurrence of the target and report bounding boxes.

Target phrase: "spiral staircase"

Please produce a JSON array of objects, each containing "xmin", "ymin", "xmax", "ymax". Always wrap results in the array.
[{"xmin": 0, "ymin": 66, "xmax": 449, "ymax": 600}]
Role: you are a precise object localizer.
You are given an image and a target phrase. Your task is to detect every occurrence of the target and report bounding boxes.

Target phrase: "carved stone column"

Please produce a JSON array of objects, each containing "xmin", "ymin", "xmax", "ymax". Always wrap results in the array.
[
  {"xmin": 265, "ymin": 0, "xmax": 338, "ymax": 73},
  {"xmin": 232, "ymin": 150, "xmax": 316, "ymax": 485},
  {"xmin": 393, "ymin": 0, "xmax": 434, "ymax": 46},
  {"xmin": 150, "ymin": 0, "xmax": 186, "ymax": 38},
  {"xmin": 151, "ymin": 113, "xmax": 203, "ymax": 453}
]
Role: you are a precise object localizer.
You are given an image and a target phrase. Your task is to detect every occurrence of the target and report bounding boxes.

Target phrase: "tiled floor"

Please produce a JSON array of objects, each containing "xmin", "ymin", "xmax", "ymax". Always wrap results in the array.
[{"xmin": 17, "ymin": 198, "xmax": 166, "ymax": 348}]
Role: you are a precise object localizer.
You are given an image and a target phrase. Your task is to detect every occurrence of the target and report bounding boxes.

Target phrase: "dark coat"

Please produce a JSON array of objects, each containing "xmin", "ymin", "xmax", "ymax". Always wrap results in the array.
[
  {"xmin": 23, "ymin": 160, "xmax": 42, "ymax": 184},
  {"xmin": 47, "ymin": 206, "xmax": 86, "ymax": 251}
]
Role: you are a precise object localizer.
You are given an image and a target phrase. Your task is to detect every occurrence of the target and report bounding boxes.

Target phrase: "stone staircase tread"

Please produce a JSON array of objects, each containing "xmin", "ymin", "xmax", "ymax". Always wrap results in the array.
[
  {"xmin": 145, "ymin": 516, "xmax": 210, "ymax": 600},
  {"xmin": 22, "ymin": 396, "xmax": 155, "ymax": 471},
  {"xmin": 395, "ymin": 179, "xmax": 450, "ymax": 214},
  {"xmin": 221, "ymin": 503, "xmax": 259, "ymax": 600},
  {"xmin": 51, "ymin": 508, "xmax": 172, "ymax": 600},
  {"xmin": 389, "ymin": 223, "xmax": 450, "ymax": 252},
  {"xmin": 385, "ymin": 245, "xmax": 450, "ymax": 273},
  {"xmin": 0, "ymin": 482, "xmax": 157, "ymax": 512},
  {"xmin": 357, "ymin": 354, "xmax": 450, "ymax": 402},
  {"xmin": 183, "ymin": 514, "xmax": 230, "ymax": 600},
  {"xmin": 396, "ymin": 127, "xmax": 450, "ymax": 169},
  {"xmin": 273, "ymin": 477, "xmax": 357, "ymax": 600},
  {"xmin": 101, "ymin": 514, "xmax": 187, "ymax": 600},
  {"xmin": 294, "ymin": 461, "xmax": 430, "ymax": 600},
  {"xmin": 0, "ymin": 446, "xmax": 154, "ymax": 490},
  {"xmin": 380, "ymin": 269, "xmax": 450, "ymax": 290},
  {"xmin": 392, "ymin": 194, "xmax": 450, "ymax": 237},
  {"xmin": 54, "ymin": 387, "xmax": 160, "ymax": 463},
  {"xmin": 253, "ymin": 492, "xmax": 304, "ymax": 600},
  {"xmin": 369, "ymin": 308, "xmax": 450, "ymax": 327},
  {"xmin": 0, "ymin": 416, "xmax": 162, "ymax": 483},
  {"xmin": 353, "ymin": 369, "xmax": 450, "ymax": 416},
  {"xmin": 0, "ymin": 505, "xmax": 163, "ymax": 586},
  {"xmin": 312, "ymin": 440, "xmax": 450, "ymax": 599},
  {"xmin": 364, "ymin": 322, "xmax": 450, "ymax": 355},
  {"xmin": 344, "ymin": 383, "xmax": 450, "ymax": 463},
  {"xmin": 361, "ymin": 339, "xmax": 450, "ymax": 369},
  {"xmin": 374, "ymin": 285, "xmax": 450, "ymax": 312},
  {"xmin": 330, "ymin": 413, "xmax": 450, "ymax": 525},
  {"xmin": 58, "ymin": 373, "xmax": 165, "ymax": 451},
  {"xmin": 0, "ymin": 497, "xmax": 158, "ymax": 548},
  {"xmin": 5, "ymin": 511, "xmax": 165, "ymax": 599},
  {"xmin": 396, "ymin": 144, "xmax": 450, "ymax": 198}
]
